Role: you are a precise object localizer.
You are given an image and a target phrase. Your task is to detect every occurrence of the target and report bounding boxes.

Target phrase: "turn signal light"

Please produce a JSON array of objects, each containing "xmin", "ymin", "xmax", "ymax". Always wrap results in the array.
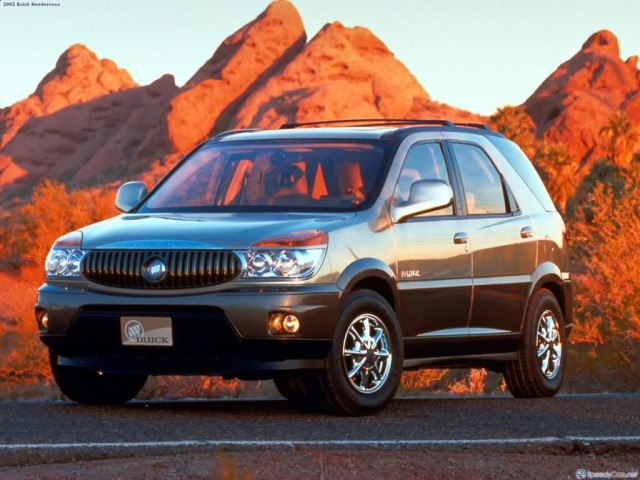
[
  {"xmin": 254, "ymin": 230, "xmax": 327, "ymax": 247},
  {"xmin": 53, "ymin": 231, "xmax": 83, "ymax": 247},
  {"xmin": 268, "ymin": 312, "xmax": 300, "ymax": 335}
]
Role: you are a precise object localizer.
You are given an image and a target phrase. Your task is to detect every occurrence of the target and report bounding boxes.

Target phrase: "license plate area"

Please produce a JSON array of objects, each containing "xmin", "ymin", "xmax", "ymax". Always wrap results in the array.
[{"xmin": 120, "ymin": 316, "xmax": 173, "ymax": 347}]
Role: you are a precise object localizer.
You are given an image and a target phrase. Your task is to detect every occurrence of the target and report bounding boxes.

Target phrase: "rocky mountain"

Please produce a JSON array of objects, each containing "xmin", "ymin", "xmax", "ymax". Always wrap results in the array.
[
  {"xmin": 0, "ymin": 44, "xmax": 138, "ymax": 188},
  {"xmin": 523, "ymin": 30, "xmax": 640, "ymax": 171},
  {"xmin": 0, "ymin": 44, "xmax": 137, "ymax": 150},
  {"xmin": 167, "ymin": 0, "xmax": 307, "ymax": 152},
  {"xmin": 0, "ymin": 0, "xmax": 483, "ymax": 200},
  {"xmin": 232, "ymin": 21, "xmax": 435, "ymax": 128},
  {"xmin": 6, "ymin": 1, "xmax": 637, "ymax": 204}
]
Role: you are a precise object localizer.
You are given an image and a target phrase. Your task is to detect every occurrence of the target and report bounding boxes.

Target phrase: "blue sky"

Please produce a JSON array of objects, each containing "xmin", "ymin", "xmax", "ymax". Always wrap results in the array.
[{"xmin": 0, "ymin": 0, "xmax": 638, "ymax": 114}]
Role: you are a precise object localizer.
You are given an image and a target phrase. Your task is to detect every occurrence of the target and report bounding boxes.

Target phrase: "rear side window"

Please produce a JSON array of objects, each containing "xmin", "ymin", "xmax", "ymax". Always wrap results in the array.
[
  {"xmin": 452, "ymin": 143, "xmax": 506, "ymax": 215},
  {"xmin": 487, "ymin": 136, "xmax": 556, "ymax": 212}
]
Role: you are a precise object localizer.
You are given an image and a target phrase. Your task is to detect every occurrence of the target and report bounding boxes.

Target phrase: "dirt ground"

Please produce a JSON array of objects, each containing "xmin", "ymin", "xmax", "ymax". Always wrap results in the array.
[{"xmin": 0, "ymin": 449, "xmax": 638, "ymax": 480}]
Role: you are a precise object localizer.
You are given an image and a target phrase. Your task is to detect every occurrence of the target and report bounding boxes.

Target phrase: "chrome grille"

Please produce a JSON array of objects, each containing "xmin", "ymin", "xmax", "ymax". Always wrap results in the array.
[{"xmin": 81, "ymin": 250, "xmax": 240, "ymax": 289}]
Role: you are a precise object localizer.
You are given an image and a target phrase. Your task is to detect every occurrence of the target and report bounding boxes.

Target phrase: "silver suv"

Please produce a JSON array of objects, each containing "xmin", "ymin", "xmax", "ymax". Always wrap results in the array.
[{"xmin": 37, "ymin": 119, "xmax": 572, "ymax": 415}]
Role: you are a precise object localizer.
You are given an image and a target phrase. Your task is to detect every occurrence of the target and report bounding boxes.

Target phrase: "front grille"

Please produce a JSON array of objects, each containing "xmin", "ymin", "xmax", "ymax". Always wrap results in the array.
[{"xmin": 81, "ymin": 250, "xmax": 241, "ymax": 289}]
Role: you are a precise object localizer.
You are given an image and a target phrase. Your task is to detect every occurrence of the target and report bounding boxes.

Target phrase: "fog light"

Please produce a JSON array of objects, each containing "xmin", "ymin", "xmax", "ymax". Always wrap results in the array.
[
  {"xmin": 268, "ymin": 312, "xmax": 300, "ymax": 335},
  {"xmin": 282, "ymin": 315, "xmax": 300, "ymax": 334},
  {"xmin": 41, "ymin": 313, "xmax": 49, "ymax": 330}
]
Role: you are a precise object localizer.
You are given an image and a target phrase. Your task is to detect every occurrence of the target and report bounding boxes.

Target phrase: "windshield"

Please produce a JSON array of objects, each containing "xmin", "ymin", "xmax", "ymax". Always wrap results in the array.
[{"xmin": 138, "ymin": 140, "xmax": 395, "ymax": 213}]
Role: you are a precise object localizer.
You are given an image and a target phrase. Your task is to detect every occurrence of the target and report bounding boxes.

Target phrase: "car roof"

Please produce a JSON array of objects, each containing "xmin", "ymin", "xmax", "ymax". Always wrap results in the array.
[{"xmin": 207, "ymin": 119, "xmax": 505, "ymax": 144}]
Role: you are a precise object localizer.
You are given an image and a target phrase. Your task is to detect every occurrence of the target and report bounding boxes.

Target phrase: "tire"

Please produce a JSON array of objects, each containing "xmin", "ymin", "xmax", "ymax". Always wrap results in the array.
[
  {"xmin": 307, "ymin": 290, "xmax": 403, "ymax": 416},
  {"xmin": 50, "ymin": 351, "xmax": 147, "ymax": 405},
  {"xmin": 273, "ymin": 373, "xmax": 313, "ymax": 402},
  {"xmin": 504, "ymin": 289, "xmax": 566, "ymax": 398}
]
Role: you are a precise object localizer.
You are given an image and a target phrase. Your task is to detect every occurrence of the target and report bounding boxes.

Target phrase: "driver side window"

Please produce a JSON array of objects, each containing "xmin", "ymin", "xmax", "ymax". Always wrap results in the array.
[{"xmin": 394, "ymin": 142, "xmax": 454, "ymax": 216}]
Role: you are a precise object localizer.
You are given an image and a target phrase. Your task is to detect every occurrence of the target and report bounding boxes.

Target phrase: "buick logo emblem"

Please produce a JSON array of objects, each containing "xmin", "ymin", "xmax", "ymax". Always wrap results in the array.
[
  {"xmin": 124, "ymin": 320, "xmax": 144, "ymax": 341},
  {"xmin": 142, "ymin": 257, "xmax": 167, "ymax": 283}
]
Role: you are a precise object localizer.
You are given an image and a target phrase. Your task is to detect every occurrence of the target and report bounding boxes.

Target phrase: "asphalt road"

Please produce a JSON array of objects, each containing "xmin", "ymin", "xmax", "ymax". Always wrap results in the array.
[{"xmin": 0, "ymin": 394, "xmax": 639, "ymax": 477}]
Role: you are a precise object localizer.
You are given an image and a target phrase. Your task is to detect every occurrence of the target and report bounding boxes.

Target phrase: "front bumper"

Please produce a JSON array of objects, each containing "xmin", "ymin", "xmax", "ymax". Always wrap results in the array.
[{"xmin": 37, "ymin": 282, "xmax": 341, "ymax": 376}]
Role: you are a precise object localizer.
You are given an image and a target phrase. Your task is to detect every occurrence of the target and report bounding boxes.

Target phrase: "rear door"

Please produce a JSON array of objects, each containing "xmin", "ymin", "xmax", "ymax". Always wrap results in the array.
[{"xmin": 448, "ymin": 141, "xmax": 536, "ymax": 339}]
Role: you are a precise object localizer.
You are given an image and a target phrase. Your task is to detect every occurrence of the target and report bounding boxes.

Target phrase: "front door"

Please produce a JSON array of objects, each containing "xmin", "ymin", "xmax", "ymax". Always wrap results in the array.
[{"xmin": 390, "ymin": 142, "xmax": 472, "ymax": 345}]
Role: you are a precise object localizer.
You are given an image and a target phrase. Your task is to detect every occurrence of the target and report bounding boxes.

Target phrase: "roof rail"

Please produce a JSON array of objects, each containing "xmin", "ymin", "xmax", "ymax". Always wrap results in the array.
[
  {"xmin": 280, "ymin": 118, "xmax": 455, "ymax": 129},
  {"xmin": 209, "ymin": 128, "xmax": 261, "ymax": 141},
  {"xmin": 454, "ymin": 122, "xmax": 491, "ymax": 130}
]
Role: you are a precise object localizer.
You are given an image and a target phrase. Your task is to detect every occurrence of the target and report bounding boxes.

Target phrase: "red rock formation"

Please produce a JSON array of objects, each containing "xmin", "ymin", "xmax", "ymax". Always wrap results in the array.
[
  {"xmin": 231, "ymin": 21, "xmax": 483, "ymax": 130},
  {"xmin": 524, "ymin": 30, "xmax": 640, "ymax": 170},
  {"xmin": 0, "ymin": 154, "xmax": 27, "ymax": 187},
  {"xmin": 2, "ymin": 74, "xmax": 177, "ymax": 187},
  {"xmin": 166, "ymin": 0, "xmax": 307, "ymax": 152},
  {"xmin": 0, "ymin": 44, "xmax": 136, "ymax": 149},
  {"xmin": 0, "ymin": 44, "xmax": 137, "ymax": 188},
  {"xmin": 232, "ymin": 22, "xmax": 429, "ymax": 128},
  {"xmin": 0, "ymin": 1, "xmax": 495, "ymax": 201}
]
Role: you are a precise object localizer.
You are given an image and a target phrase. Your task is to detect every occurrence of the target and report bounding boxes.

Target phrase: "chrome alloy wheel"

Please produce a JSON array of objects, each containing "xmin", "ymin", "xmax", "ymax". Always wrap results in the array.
[
  {"xmin": 341, "ymin": 313, "xmax": 392, "ymax": 394},
  {"xmin": 536, "ymin": 310, "xmax": 563, "ymax": 379}
]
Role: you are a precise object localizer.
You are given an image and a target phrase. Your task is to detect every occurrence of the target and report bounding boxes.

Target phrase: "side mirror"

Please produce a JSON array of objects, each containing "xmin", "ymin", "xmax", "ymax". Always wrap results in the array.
[
  {"xmin": 390, "ymin": 179, "xmax": 453, "ymax": 223},
  {"xmin": 115, "ymin": 181, "xmax": 148, "ymax": 212}
]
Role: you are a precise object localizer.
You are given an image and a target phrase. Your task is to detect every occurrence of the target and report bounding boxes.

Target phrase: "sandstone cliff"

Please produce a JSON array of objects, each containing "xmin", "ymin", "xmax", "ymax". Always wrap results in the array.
[{"xmin": 524, "ymin": 30, "xmax": 640, "ymax": 170}]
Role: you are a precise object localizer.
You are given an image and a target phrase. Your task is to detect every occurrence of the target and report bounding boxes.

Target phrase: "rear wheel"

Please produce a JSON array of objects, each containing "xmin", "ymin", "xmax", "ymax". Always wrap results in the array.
[
  {"xmin": 50, "ymin": 351, "xmax": 147, "ymax": 405},
  {"xmin": 504, "ymin": 289, "xmax": 566, "ymax": 398},
  {"xmin": 307, "ymin": 290, "xmax": 403, "ymax": 415}
]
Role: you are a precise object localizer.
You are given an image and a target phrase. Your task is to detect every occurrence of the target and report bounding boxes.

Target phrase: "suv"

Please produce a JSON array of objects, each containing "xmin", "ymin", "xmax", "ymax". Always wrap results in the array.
[{"xmin": 37, "ymin": 119, "xmax": 572, "ymax": 415}]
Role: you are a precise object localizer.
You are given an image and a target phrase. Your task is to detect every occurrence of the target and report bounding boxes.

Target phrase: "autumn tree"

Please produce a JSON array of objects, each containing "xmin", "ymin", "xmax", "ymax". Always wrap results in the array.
[
  {"xmin": 1, "ymin": 179, "xmax": 117, "ymax": 266},
  {"xmin": 533, "ymin": 142, "xmax": 577, "ymax": 212},
  {"xmin": 489, "ymin": 105, "xmax": 537, "ymax": 158},
  {"xmin": 599, "ymin": 111, "xmax": 640, "ymax": 167},
  {"xmin": 569, "ymin": 182, "xmax": 640, "ymax": 390}
]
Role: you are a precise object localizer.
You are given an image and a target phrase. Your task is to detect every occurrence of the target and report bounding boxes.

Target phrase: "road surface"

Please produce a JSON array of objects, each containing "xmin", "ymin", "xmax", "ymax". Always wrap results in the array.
[{"xmin": 0, "ymin": 394, "xmax": 638, "ymax": 479}]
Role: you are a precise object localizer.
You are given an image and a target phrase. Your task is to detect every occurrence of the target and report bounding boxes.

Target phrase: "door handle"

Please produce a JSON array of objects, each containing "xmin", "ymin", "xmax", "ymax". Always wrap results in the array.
[
  {"xmin": 453, "ymin": 232, "xmax": 469, "ymax": 244},
  {"xmin": 520, "ymin": 226, "xmax": 534, "ymax": 239}
]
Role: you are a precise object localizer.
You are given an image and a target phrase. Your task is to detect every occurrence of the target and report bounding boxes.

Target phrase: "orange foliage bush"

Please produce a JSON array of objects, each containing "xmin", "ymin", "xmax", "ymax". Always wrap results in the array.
[
  {"xmin": 447, "ymin": 369, "xmax": 487, "ymax": 395},
  {"xmin": 569, "ymin": 181, "xmax": 640, "ymax": 391},
  {"xmin": 0, "ymin": 267, "xmax": 52, "ymax": 396},
  {"xmin": 10, "ymin": 179, "xmax": 117, "ymax": 265},
  {"xmin": 400, "ymin": 369, "xmax": 448, "ymax": 392}
]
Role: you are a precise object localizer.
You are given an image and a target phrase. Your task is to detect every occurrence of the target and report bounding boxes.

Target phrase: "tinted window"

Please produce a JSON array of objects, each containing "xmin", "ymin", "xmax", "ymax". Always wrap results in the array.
[
  {"xmin": 487, "ymin": 135, "xmax": 556, "ymax": 212},
  {"xmin": 394, "ymin": 143, "xmax": 453, "ymax": 216},
  {"xmin": 138, "ymin": 140, "xmax": 394, "ymax": 213},
  {"xmin": 452, "ymin": 143, "xmax": 506, "ymax": 215}
]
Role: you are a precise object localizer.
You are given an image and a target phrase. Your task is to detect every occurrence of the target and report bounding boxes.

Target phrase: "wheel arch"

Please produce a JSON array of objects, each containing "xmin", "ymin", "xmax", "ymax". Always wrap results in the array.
[
  {"xmin": 522, "ymin": 262, "xmax": 569, "ymax": 333},
  {"xmin": 336, "ymin": 258, "xmax": 398, "ymax": 314}
]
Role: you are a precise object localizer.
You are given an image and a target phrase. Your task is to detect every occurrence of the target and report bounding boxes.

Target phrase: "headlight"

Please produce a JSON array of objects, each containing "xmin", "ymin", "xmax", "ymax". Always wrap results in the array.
[
  {"xmin": 239, "ymin": 248, "xmax": 324, "ymax": 278},
  {"xmin": 237, "ymin": 230, "xmax": 327, "ymax": 279},
  {"xmin": 45, "ymin": 231, "xmax": 87, "ymax": 278},
  {"xmin": 45, "ymin": 248, "xmax": 87, "ymax": 277}
]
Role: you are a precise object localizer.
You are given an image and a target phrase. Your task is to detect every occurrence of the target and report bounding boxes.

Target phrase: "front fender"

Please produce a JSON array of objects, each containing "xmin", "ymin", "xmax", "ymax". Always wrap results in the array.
[{"xmin": 336, "ymin": 258, "xmax": 399, "ymax": 310}]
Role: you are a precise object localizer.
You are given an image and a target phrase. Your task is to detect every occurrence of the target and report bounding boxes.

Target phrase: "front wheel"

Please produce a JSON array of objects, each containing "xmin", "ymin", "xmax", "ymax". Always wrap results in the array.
[
  {"xmin": 50, "ymin": 351, "xmax": 147, "ymax": 405},
  {"xmin": 308, "ymin": 290, "xmax": 403, "ymax": 415},
  {"xmin": 273, "ymin": 373, "xmax": 314, "ymax": 402},
  {"xmin": 504, "ymin": 289, "xmax": 566, "ymax": 398}
]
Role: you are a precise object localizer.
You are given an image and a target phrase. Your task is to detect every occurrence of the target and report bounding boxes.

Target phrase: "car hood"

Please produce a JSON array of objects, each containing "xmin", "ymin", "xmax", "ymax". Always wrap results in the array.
[{"xmin": 79, "ymin": 212, "xmax": 352, "ymax": 250}]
